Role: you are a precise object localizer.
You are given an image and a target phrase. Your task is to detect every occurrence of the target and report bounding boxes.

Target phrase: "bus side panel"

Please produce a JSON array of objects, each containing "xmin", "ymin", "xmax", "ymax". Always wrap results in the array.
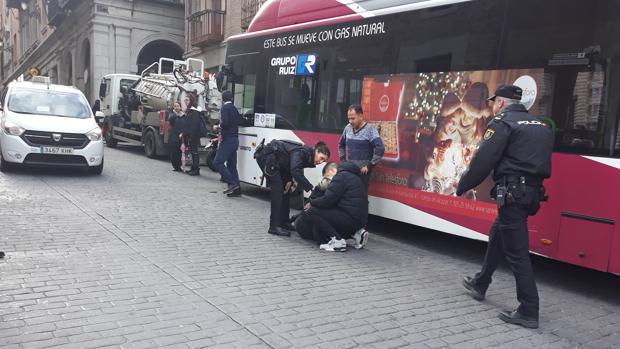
[
  {"xmin": 610, "ymin": 227, "xmax": 620, "ymax": 275},
  {"xmin": 237, "ymin": 127, "xmax": 329, "ymax": 188},
  {"xmin": 238, "ymin": 132, "xmax": 263, "ymax": 186}
]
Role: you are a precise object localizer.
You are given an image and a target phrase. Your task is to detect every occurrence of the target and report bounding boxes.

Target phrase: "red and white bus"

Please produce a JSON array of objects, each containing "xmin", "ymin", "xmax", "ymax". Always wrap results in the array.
[{"xmin": 226, "ymin": 0, "xmax": 620, "ymax": 274}]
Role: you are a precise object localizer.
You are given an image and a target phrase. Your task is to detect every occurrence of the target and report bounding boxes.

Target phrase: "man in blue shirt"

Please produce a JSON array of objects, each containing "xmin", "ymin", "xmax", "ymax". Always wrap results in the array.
[
  {"xmin": 215, "ymin": 91, "xmax": 241, "ymax": 197},
  {"xmin": 338, "ymin": 104, "xmax": 385, "ymax": 248},
  {"xmin": 338, "ymin": 105, "xmax": 385, "ymax": 188}
]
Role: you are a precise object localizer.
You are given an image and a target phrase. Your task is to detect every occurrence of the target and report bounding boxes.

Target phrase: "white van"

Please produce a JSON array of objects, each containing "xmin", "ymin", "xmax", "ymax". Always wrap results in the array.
[{"xmin": 0, "ymin": 77, "xmax": 104, "ymax": 174}]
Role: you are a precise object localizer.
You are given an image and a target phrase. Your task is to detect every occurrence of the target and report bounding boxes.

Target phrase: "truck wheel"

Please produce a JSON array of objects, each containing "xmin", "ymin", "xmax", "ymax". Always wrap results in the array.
[
  {"xmin": 144, "ymin": 131, "xmax": 157, "ymax": 158},
  {"xmin": 105, "ymin": 123, "xmax": 118, "ymax": 148}
]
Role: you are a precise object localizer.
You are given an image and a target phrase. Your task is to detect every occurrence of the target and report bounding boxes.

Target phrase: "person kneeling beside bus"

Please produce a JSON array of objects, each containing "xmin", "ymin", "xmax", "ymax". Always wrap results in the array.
[
  {"xmin": 305, "ymin": 161, "xmax": 368, "ymax": 252},
  {"xmin": 293, "ymin": 162, "xmax": 338, "ymax": 240}
]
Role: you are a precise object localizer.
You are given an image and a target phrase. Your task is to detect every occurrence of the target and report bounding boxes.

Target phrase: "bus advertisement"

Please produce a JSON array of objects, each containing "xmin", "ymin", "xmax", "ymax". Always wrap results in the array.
[{"xmin": 225, "ymin": 0, "xmax": 620, "ymax": 274}]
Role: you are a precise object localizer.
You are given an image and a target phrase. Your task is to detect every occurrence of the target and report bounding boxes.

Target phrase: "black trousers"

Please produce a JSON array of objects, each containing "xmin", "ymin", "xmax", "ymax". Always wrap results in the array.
[
  {"xmin": 169, "ymin": 141, "xmax": 182, "ymax": 170},
  {"xmin": 472, "ymin": 187, "xmax": 540, "ymax": 317},
  {"xmin": 187, "ymin": 138, "xmax": 200, "ymax": 172},
  {"xmin": 308, "ymin": 207, "xmax": 359, "ymax": 244},
  {"xmin": 267, "ymin": 172, "xmax": 290, "ymax": 229},
  {"xmin": 360, "ymin": 169, "xmax": 372, "ymax": 191},
  {"xmin": 294, "ymin": 212, "xmax": 314, "ymax": 240}
]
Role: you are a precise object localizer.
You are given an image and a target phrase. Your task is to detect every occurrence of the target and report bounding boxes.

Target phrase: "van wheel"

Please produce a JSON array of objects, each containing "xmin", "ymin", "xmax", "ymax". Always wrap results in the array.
[
  {"xmin": 144, "ymin": 131, "xmax": 156, "ymax": 158},
  {"xmin": 105, "ymin": 123, "xmax": 118, "ymax": 148},
  {"xmin": 0, "ymin": 152, "xmax": 13, "ymax": 172},
  {"xmin": 88, "ymin": 158, "xmax": 104, "ymax": 175}
]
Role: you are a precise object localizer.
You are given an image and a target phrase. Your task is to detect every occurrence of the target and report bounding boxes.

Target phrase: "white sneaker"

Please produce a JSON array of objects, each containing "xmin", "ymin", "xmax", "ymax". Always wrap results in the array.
[
  {"xmin": 319, "ymin": 237, "xmax": 347, "ymax": 252},
  {"xmin": 352, "ymin": 229, "xmax": 369, "ymax": 249}
]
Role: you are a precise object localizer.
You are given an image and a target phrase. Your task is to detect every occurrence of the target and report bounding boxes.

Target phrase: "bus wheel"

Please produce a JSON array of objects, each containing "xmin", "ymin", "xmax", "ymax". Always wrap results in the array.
[
  {"xmin": 105, "ymin": 123, "xmax": 118, "ymax": 148},
  {"xmin": 144, "ymin": 131, "xmax": 157, "ymax": 158}
]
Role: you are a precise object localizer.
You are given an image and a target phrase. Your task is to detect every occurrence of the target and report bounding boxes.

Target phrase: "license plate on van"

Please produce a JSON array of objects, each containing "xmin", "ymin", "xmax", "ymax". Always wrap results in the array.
[{"xmin": 40, "ymin": 146, "xmax": 74, "ymax": 154}]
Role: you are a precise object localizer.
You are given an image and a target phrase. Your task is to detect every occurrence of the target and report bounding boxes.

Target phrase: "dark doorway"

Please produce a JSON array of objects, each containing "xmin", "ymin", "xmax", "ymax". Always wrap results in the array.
[{"xmin": 136, "ymin": 40, "xmax": 183, "ymax": 74}]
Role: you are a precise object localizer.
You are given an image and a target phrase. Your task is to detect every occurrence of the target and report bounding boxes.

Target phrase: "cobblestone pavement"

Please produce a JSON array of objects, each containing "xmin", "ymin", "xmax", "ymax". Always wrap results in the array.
[{"xmin": 1, "ymin": 146, "xmax": 619, "ymax": 349}]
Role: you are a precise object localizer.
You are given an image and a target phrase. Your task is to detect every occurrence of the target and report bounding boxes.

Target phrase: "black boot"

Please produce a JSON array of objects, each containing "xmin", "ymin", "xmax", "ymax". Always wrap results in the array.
[
  {"xmin": 462, "ymin": 276, "xmax": 485, "ymax": 301},
  {"xmin": 188, "ymin": 151, "xmax": 200, "ymax": 175},
  {"xmin": 498, "ymin": 309, "xmax": 539, "ymax": 329},
  {"xmin": 226, "ymin": 186, "xmax": 242, "ymax": 197},
  {"xmin": 281, "ymin": 222, "xmax": 296, "ymax": 232},
  {"xmin": 0, "ymin": 251, "xmax": 5, "ymax": 259},
  {"xmin": 268, "ymin": 226, "xmax": 291, "ymax": 237}
]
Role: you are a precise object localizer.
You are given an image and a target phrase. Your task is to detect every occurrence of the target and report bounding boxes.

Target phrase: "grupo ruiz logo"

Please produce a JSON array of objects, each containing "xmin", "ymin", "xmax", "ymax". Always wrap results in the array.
[{"xmin": 270, "ymin": 54, "xmax": 317, "ymax": 76}]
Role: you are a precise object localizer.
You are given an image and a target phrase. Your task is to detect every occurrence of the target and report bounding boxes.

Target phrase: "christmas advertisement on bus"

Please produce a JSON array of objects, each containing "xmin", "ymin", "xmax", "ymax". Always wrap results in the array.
[{"xmin": 364, "ymin": 69, "xmax": 545, "ymax": 221}]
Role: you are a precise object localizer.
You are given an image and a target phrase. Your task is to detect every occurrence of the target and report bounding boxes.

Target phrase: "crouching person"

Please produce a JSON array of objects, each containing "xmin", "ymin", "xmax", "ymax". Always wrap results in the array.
[
  {"xmin": 293, "ymin": 162, "xmax": 338, "ymax": 240},
  {"xmin": 306, "ymin": 161, "xmax": 368, "ymax": 252}
]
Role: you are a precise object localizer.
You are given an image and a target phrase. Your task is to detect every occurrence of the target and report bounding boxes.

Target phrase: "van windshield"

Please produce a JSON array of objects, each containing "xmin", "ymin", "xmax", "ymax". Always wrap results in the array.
[{"xmin": 7, "ymin": 88, "xmax": 91, "ymax": 119}]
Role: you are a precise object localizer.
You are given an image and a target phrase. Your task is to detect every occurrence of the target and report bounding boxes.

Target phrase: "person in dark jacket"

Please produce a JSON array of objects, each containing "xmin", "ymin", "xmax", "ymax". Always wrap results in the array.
[
  {"xmin": 214, "ymin": 91, "xmax": 241, "ymax": 197},
  {"xmin": 181, "ymin": 93, "xmax": 202, "ymax": 176},
  {"xmin": 168, "ymin": 101, "xmax": 185, "ymax": 172},
  {"xmin": 92, "ymin": 99, "xmax": 101, "ymax": 115},
  {"xmin": 255, "ymin": 140, "xmax": 331, "ymax": 237},
  {"xmin": 292, "ymin": 162, "xmax": 338, "ymax": 240},
  {"xmin": 457, "ymin": 85, "xmax": 553, "ymax": 329},
  {"xmin": 306, "ymin": 161, "xmax": 368, "ymax": 252}
]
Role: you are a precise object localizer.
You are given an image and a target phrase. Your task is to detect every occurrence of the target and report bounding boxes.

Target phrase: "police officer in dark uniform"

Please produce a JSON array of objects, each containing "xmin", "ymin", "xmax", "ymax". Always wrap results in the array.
[
  {"xmin": 456, "ymin": 85, "xmax": 553, "ymax": 329},
  {"xmin": 255, "ymin": 139, "xmax": 331, "ymax": 237}
]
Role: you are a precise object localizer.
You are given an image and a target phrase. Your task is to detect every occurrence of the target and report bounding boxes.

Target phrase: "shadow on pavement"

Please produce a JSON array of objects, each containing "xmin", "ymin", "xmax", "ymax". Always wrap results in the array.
[
  {"xmin": 240, "ymin": 185, "xmax": 620, "ymax": 306},
  {"xmin": 366, "ymin": 214, "xmax": 620, "ymax": 306}
]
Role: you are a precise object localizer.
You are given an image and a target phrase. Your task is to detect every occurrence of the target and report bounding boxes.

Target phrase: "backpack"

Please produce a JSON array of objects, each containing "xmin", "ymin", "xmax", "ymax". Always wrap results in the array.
[
  {"xmin": 254, "ymin": 139, "xmax": 280, "ymax": 177},
  {"xmin": 254, "ymin": 139, "xmax": 303, "ymax": 177}
]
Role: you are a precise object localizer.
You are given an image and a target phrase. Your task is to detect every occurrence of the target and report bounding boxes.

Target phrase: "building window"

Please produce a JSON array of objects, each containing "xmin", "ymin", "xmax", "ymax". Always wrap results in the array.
[{"xmin": 187, "ymin": 0, "xmax": 225, "ymax": 47}]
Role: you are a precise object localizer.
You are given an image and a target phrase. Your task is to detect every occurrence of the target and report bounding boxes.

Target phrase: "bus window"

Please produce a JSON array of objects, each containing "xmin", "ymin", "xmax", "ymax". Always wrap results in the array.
[
  {"xmin": 542, "ymin": 66, "xmax": 609, "ymax": 156},
  {"xmin": 316, "ymin": 37, "xmax": 393, "ymax": 133},
  {"xmin": 493, "ymin": 0, "xmax": 620, "ymax": 158},
  {"xmin": 233, "ymin": 74, "xmax": 256, "ymax": 119},
  {"xmin": 350, "ymin": 79, "xmax": 362, "ymax": 104},
  {"xmin": 268, "ymin": 74, "xmax": 315, "ymax": 130},
  {"xmin": 318, "ymin": 78, "xmax": 362, "ymax": 132},
  {"xmin": 390, "ymin": 0, "xmax": 620, "ymax": 158}
]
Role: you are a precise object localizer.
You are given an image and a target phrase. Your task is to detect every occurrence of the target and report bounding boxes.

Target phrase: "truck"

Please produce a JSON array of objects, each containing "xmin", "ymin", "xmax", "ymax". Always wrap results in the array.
[{"xmin": 97, "ymin": 58, "xmax": 222, "ymax": 160}]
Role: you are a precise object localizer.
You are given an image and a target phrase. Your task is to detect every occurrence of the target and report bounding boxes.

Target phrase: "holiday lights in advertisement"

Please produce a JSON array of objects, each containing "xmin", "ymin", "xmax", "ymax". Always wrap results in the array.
[{"xmin": 362, "ymin": 69, "xmax": 544, "ymax": 210}]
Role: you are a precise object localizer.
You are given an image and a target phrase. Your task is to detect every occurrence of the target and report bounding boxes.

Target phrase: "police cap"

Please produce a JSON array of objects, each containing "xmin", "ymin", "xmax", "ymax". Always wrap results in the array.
[{"xmin": 488, "ymin": 85, "xmax": 523, "ymax": 101}]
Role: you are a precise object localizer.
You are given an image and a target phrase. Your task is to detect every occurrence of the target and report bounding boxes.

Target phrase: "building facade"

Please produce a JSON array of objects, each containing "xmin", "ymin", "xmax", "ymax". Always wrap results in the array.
[
  {"xmin": 1, "ymin": 0, "xmax": 186, "ymax": 104},
  {"xmin": 184, "ymin": 0, "xmax": 266, "ymax": 71}
]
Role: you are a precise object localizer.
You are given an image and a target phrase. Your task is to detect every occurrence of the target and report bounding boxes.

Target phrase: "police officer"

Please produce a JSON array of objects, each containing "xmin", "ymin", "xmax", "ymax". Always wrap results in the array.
[
  {"xmin": 255, "ymin": 139, "xmax": 330, "ymax": 236},
  {"xmin": 456, "ymin": 85, "xmax": 553, "ymax": 329}
]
